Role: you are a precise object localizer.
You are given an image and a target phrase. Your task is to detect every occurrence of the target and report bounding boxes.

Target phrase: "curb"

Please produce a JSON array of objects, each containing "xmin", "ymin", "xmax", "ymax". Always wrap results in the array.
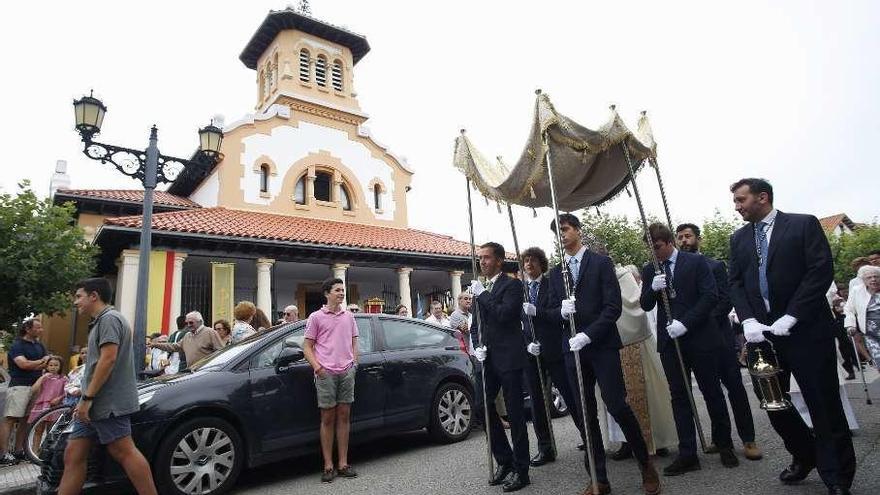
[{"xmin": 0, "ymin": 483, "xmax": 35, "ymax": 495}]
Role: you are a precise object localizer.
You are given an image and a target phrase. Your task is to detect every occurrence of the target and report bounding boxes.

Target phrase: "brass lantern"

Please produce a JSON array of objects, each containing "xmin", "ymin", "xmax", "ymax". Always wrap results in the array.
[
  {"xmin": 73, "ymin": 90, "xmax": 107, "ymax": 139},
  {"xmin": 749, "ymin": 347, "xmax": 792, "ymax": 411},
  {"xmin": 198, "ymin": 121, "xmax": 224, "ymax": 158}
]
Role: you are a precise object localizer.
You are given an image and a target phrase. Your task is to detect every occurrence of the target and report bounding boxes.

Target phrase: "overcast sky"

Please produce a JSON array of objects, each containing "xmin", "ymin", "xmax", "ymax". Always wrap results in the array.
[{"xmin": 1, "ymin": 1, "xmax": 877, "ymax": 256}]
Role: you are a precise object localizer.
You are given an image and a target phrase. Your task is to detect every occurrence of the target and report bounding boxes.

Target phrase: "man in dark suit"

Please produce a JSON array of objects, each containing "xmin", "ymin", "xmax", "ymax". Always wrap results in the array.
[
  {"xmin": 640, "ymin": 223, "xmax": 738, "ymax": 474},
  {"xmin": 546, "ymin": 214, "xmax": 660, "ymax": 495},
  {"xmin": 470, "ymin": 242, "xmax": 529, "ymax": 492},
  {"xmin": 728, "ymin": 178, "xmax": 855, "ymax": 495},
  {"xmin": 676, "ymin": 223, "xmax": 762, "ymax": 461},
  {"xmin": 520, "ymin": 246, "xmax": 585, "ymax": 467}
]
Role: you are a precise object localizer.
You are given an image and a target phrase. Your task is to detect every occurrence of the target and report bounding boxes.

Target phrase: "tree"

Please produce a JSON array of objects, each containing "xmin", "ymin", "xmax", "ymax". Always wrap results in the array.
[
  {"xmin": 698, "ymin": 209, "xmax": 743, "ymax": 262},
  {"xmin": 580, "ymin": 211, "xmax": 653, "ymax": 268},
  {"xmin": 0, "ymin": 182, "xmax": 98, "ymax": 330},
  {"xmin": 828, "ymin": 223, "xmax": 880, "ymax": 283}
]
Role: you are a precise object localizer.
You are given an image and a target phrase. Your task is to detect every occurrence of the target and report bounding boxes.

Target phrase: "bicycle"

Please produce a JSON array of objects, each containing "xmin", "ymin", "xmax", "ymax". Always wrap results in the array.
[{"xmin": 25, "ymin": 404, "xmax": 74, "ymax": 465}]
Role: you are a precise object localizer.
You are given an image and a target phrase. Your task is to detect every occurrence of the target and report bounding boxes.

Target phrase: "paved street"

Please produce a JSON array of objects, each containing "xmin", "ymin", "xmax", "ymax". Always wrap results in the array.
[
  {"xmin": 234, "ymin": 370, "xmax": 880, "ymax": 495},
  {"xmin": 0, "ymin": 369, "xmax": 876, "ymax": 495}
]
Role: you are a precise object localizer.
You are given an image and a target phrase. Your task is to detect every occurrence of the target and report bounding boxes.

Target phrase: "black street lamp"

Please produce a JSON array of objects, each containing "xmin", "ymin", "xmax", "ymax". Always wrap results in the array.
[{"xmin": 72, "ymin": 90, "xmax": 223, "ymax": 371}]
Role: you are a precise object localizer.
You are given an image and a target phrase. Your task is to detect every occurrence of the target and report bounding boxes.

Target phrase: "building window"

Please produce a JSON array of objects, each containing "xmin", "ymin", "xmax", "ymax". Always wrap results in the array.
[
  {"xmin": 340, "ymin": 184, "xmax": 352, "ymax": 211},
  {"xmin": 259, "ymin": 164, "xmax": 270, "ymax": 193},
  {"xmin": 313, "ymin": 171, "xmax": 332, "ymax": 201},
  {"xmin": 373, "ymin": 183, "xmax": 382, "ymax": 210},
  {"xmin": 315, "ymin": 56, "xmax": 327, "ymax": 87},
  {"xmin": 331, "ymin": 60, "xmax": 343, "ymax": 91},
  {"xmin": 299, "ymin": 49, "xmax": 310, "ymax": 82},
  {"xmin": 294, "ymin": 176, "xmax": 306, "ymax": 204}
]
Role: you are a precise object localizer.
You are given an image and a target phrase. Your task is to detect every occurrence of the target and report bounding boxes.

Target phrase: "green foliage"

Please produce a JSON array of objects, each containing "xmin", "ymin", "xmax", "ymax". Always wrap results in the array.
[
  {"xmin": 0, "ymin": 182, "xmax": 98, "ymax": 330},
  {"xmin": 827, "ymin": 223, "xmax": 880, "ymax": 283},
  {"xmin": 698, "ymin": 210, "xmax": 743, "ymax": 262},
  {"xmin": 580, "ymin": 211, "xmax": 653, "ymax": 268}
]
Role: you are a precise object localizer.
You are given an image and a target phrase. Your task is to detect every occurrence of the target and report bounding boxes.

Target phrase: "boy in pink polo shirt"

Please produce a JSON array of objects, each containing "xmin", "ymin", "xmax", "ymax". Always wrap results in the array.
[{"xmin": 303, "ymin": 277, "xmax": 359, "ymax": 483}]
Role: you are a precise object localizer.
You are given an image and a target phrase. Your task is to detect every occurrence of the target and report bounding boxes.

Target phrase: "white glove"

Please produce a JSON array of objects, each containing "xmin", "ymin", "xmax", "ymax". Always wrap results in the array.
[
  {"xmin": 560, "ymin": 297, "xmax": 577, "ymax": 318},
  {"xmin": 569, "ymin": 332, "xmax": 591, "ymax": 351},
  {"xmin": 470, "ymin": 279, "xmax": 486, "ymax": 297},
  {"xmin": 770, "ymin": 314, "xmax": 797, "ymax": 337},
  {"xmin": 742, "ymin": 318, "xmax": 771, "ymax": 343},
  {"xmin": 526, "ymin": 342, "xmax": 541, "ymax": 356},
  {"xmin": 666, "ymin": 319, "xmax": 688, "ymax": 339},
  {"xmin": 474, "ymin": 345, "xmax": 488, "ymax": 362},
  {"xmin": 523, "ymin": 302, "xmax": 536, "ymax": 317},
  {"xmin": 651, "ymin": 274, "xmax": 667, "ymax": 291}
]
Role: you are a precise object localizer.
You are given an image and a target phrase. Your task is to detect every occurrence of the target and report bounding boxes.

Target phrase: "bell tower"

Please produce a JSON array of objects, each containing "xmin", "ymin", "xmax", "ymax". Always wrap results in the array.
[{"xmin": 240, "ymin": 6, "xmax": 370, "ymax": 118}]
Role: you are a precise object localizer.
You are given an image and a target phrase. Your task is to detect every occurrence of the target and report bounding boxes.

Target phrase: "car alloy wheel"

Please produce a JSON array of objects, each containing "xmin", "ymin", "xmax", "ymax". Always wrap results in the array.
[
  {"xmin": 170, "ymin": 426, "xmax": 236, "ymax": 494},
  {"xmin": 439, "ymin": 388, "xmax": 471, "ymax": 436}
]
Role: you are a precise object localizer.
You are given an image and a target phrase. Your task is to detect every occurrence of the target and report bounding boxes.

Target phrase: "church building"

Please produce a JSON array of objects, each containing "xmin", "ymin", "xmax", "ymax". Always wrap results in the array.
[{"xmin": 47, "ymin": 7, "xmax": 496, "ymax": 353}]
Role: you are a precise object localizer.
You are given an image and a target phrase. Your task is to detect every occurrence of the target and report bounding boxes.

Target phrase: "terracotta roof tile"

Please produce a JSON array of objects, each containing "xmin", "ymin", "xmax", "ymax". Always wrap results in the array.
[
  {"xmin": 819, "ymin": 213, "xmax": 852, "ymax": 233},
  {"xmin": 56, "ymin": 189, "xmax": 200, "ymax": 209},
  {"xmin": 104, "ymin": 207, "xmax": 488, "ymax": 258}
]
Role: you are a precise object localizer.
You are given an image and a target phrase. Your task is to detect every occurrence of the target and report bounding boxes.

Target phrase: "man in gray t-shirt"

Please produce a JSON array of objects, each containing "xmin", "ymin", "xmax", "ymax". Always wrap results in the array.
[{"xmin": 58, "ymin": 278, "xmax": 157, "ymax": 495}]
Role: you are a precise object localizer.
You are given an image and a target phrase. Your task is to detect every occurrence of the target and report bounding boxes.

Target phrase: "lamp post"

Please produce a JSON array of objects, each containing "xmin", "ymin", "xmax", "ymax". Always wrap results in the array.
[{"xmin": 72, "ymin": 90, "xmax": 223, "ymax": 372}]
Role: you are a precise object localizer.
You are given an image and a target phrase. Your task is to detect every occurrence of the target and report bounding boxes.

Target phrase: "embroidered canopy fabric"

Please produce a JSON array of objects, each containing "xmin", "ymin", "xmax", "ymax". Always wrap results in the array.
[{"xmin": 453, "ymin": 92, "xmax": 657, "ymax": 211}]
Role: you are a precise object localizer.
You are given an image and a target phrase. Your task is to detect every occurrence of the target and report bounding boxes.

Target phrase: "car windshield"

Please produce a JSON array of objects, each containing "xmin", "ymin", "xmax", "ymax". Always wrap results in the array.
[{"xmin": 188, "ymin": 321, "xmax": 302, "ymax": 371}]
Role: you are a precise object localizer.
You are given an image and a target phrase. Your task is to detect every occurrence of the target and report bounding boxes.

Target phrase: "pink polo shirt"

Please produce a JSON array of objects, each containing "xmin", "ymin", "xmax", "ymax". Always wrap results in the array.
[{"xmin": 304, "ymin": 305, "xmax": 359, "ymax": 374}]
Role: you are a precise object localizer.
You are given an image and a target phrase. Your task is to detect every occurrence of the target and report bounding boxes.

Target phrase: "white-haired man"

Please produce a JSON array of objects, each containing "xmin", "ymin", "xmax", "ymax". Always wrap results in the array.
[
  {"xmin": 151, "ymin": 311, "xmax": 224, "ymax": 367},
  {"xmin": 283, "ymin": 305, "xmax": 299, "ymax": 323}
]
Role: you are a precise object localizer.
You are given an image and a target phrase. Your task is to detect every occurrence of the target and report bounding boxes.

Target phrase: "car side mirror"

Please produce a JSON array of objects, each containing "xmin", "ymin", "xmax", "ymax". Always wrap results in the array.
[{"xmin": 275, "ymin": 346, "xmax": 305, "ymax": 373}]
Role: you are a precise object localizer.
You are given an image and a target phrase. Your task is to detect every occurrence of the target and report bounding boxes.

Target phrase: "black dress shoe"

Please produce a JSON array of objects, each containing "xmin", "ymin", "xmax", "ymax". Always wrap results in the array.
[
  {"xmin": 654, "ymin": 448, "xmax": 670, "ymax": 457},
  {"xmin": 609, "ymin": 442, "xmax": 632, "ymax": 461},
  {"xmin": 663, "ymin": 456, "xmax": 701, "ymax": 476},
  {"xmin": 719, "ymin": 448, "xmax": 739, "ymax": 467},
  {"xmin": 502, "ymin": 472, "xmax": 530, "ymax": 493},
  {"xmin": 779, "ymin": 460, "xmax": 815, "ymax": 484},
  {"xmin": 828, "ymin": 486, "xmax": 851, "ymax": 495},
  {"xmin": 530, "ymin": 451, "xmax": 555, "ymax": 467},
  {"xmin": 489, "ymin": 464, "xmax": 514, "ymax": 486}
]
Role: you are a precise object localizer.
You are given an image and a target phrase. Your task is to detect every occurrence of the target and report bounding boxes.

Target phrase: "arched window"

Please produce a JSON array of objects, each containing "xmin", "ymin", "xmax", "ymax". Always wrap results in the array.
[
  {"xmin": 259, "ymin": 164, "xmax": 270, "ymax": 193},
  {"xmin": 315, "ymin": 56, "xmax": 327, "ymax": 87},
  {"xmin": 331, "ymin": 60, "xmax": 343, "ymax": 91},
  {"xmin": 313, "ymin": 171, "xmax": 332, "ymax": 201},
  {"xmin": 340, "ymin": 184, "xmax": 352, "ymax": 211},
  {"xmin": 293, "ymin": 175, "xmax": 306, "ymax": 204},
  {"xmin": 299, "ymin": 49, "xmax": 310, "ymax": 82},
  {"xmin": 373, "ymin": 183, "xmax": 382, "ymax": 210}
]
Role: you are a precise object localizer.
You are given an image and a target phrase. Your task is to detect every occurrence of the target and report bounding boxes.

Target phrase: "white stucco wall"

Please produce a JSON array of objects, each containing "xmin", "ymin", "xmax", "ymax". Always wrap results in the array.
[
  {"xmin": 239, "ymin": 121, "xmax": 396, "ymax": 220},
  {"xmin": 189, "ymin": 171, "xmax": 220, "ymax": 207}
]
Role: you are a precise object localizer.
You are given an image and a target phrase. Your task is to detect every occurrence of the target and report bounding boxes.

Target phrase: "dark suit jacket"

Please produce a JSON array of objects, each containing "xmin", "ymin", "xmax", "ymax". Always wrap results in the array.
[
  {"xmin": 728, "ymin": 211, "xmax": 835, "ymax": 342},
  {"xmin": 546, "ymin": 250, "xmax": 623, "ymax": 351},
  {"xmin": 640, "ymin": 250, "xmax": 721, "ymax": 353},
  {"xmin": 521, "ymin": 276, "xmax": 565, "ymax": 363},
  {"xmin": 707, "ymin": 257, "xmax": 735, "ymax": 346},
  {"xmin": 471, "ymin": 272, "xmax": 527, "ymax": 372}
]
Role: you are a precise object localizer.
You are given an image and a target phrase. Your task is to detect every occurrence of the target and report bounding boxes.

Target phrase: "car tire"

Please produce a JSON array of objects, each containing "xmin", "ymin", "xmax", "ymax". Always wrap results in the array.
[
  {"xmin": 428, "ymin": 381, "xmax": 473, "ymax": 444},
  {"xmin": 154, "ymin": 416, "xmax": 244, "ymax": 495}
]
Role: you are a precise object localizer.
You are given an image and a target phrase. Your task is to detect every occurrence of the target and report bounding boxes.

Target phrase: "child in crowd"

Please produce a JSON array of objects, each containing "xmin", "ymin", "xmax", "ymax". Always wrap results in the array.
[{"xmin": 28, "ymin": 356, "xmax": 68, "ymax": 452}]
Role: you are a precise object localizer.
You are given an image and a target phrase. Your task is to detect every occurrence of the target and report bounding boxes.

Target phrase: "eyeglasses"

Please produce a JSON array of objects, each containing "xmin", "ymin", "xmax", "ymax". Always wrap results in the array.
[{"xmin": 186, "ymin": 321, "xmax": 196, "ymax": 326}]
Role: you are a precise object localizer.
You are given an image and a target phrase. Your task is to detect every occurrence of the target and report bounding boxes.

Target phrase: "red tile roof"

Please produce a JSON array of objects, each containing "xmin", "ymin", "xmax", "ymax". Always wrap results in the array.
[
  {"xmin": 56, "ymin": 189, "xmax": 200, "ymax": 209},
  {"xmin": 819, "ymin": 213, "xmax": 855, "ymax": 233},
  {"xmin": 104, "ymin": 207, "xmax": 488, "ymax": 258}
]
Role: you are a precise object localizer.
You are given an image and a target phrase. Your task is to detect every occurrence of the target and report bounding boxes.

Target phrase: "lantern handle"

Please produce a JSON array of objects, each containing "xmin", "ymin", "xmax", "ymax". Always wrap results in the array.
[{"xmin": 745, "ymin": 340, "xmax": 784, "ymax": 370}]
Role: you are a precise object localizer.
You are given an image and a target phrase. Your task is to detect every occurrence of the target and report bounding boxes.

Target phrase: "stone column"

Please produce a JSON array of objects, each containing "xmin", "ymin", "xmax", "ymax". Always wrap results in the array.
[
  {"xmin": 116, "ymin": 249, "xmax": 141, "ymax": 328},
  {"xmin": 397, "ymin": 267, "xmax": 413, "ymax": 315},
  {"xmin": 449, "ymin": 270, "xmax": 464, "ymax": 306},
  {"xmin": 256, "ymin": 258, "xmax": 275, "ymax": 318},
  {"xmin": 166, "ymin": 252, "xmax": 188, "ymax": 334},
  {"xmin": 332, "ymin": 263, "xmax": 350, "ymax": 307}
]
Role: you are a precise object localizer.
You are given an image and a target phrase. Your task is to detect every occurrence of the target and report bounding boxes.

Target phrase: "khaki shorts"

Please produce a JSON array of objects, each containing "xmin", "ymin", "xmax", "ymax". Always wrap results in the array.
[
  {"xmin": 4, "ymin": 386, "xmax": 33, "ymax": 419},
  {"xmin": 315, "ymin": 365, "xmax": 356, "ymax": 409}
]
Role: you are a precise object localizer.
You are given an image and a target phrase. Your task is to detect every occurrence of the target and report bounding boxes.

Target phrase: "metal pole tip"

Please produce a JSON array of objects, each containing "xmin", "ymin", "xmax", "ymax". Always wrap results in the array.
[
  {"xmin": 535, "ymin": 89, "xmax": 542, "ymax": 95},
  {"xmin": 609, "ymin": 104, "xmax": 617, "ymax": 111},
  {"xmin": 640, "ymin": 110, "xmax": 647, "ymax": 116},
  {"xmin": 460, "ymin": 128, "xmax": 466, "ymax": 135}
]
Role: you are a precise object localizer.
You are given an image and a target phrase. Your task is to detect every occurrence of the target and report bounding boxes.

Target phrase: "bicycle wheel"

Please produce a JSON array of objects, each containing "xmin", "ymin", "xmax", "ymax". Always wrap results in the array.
[{"xmin": 25, "ymin": 404, "xmax": 73, "ymax": 465}]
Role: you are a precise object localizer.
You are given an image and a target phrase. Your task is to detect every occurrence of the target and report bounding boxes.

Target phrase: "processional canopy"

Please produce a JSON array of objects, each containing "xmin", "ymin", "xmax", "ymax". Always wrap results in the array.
[{"xmin": 454, "ymin": 91, "xmax": 657, "ymax": 211}]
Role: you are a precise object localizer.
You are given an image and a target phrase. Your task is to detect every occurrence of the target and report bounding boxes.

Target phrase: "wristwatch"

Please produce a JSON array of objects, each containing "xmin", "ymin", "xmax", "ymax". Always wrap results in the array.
[{"xmin": 82, "ymin": 395, "xmax": 94, "ymax": 402}]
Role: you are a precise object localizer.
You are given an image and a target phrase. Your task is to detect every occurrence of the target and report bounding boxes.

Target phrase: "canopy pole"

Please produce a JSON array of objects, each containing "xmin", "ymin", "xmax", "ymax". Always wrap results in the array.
[
  {"xmin": 620, "ymin": 142, "xmax": 709, "ymax": 453},
  {"xmin": 506, "ymin": 202, "xmax": 557, "ymax": 458},
  {"xmin": 543, "ymin": 135, "xmax": 600, "ymax": 495},
  {"xmin": 650, "ymin": 157, "xmax": 674, "ymax": 229},
  {"xmin": 464, "ymin": 175, "xmax": 495, "ymax": 482}
]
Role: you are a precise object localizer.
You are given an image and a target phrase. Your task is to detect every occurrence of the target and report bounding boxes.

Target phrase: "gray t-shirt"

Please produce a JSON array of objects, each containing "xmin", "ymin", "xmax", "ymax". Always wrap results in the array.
[{"xmin": 82, "ymin": 307, "xmax": 139, "ymax": 420}]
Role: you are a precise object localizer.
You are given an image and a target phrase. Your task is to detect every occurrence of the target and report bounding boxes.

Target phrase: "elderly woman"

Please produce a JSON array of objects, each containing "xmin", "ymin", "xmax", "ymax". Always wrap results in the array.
[
  {"xmin": 845, "ymin": 265, "xmax": 880, "ymax": 367},
  {"xmin": 231, "ymin": 301, "xmax": 257, "ymax": 344}
]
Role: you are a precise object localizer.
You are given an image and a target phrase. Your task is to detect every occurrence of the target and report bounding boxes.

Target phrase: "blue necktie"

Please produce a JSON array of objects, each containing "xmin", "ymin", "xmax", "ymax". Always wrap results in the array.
[
  {"xmin": 756, "ymin": 221, "xmax": 770, "ymax": 302},
  {"xmin": 528, "ymin": 281, "xmax": 539, "ymax": 304},
  {"xmin": 568, "ymin": 257, "xmax": 579, "ymax": 286}
]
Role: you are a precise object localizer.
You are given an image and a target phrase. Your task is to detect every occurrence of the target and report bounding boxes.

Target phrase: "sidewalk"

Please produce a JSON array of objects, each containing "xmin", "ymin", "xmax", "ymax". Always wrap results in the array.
[{"xmin": 0, "ymin": 462, "xmax": 38, "ymax": 495}]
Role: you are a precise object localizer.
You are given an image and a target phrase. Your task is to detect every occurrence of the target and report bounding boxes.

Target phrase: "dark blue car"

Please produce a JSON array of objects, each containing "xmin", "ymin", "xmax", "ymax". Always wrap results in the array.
[{"xmin": 37, "ymin": 314, "xmax": 475, "ymax": 495}]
